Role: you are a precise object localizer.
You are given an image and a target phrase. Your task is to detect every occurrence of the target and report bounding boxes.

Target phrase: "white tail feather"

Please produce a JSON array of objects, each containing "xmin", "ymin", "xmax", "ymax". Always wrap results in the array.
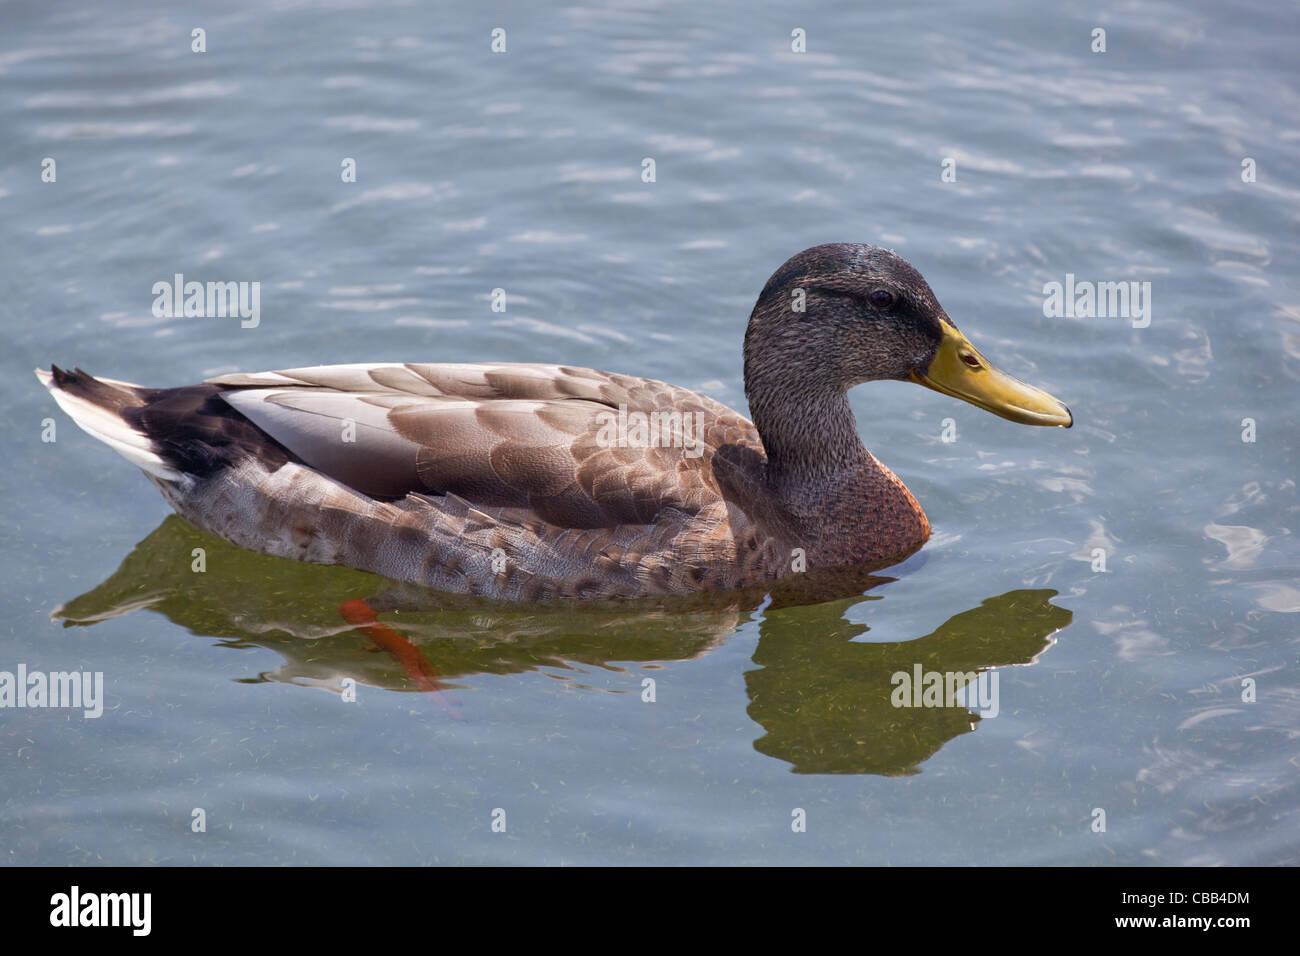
[{"xmin": 35, "ymin": 369, "xmax": 185, "ymax": 482}]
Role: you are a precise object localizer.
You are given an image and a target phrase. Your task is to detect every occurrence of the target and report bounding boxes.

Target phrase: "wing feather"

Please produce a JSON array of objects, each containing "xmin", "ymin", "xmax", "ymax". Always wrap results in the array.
[{"xmin": 209, "ymin": 362, "xmax": 762, "ymax": 530}]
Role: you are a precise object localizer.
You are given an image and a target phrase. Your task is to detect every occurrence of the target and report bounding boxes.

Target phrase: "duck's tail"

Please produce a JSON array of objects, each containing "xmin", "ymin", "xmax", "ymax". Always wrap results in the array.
[
  {"xmin": 37, "ymin": 366, "xmax": 300, "ymax": 486},
  {"xmin": 36, "ymin": 366, "xmax": 186, "ymax": 482}
]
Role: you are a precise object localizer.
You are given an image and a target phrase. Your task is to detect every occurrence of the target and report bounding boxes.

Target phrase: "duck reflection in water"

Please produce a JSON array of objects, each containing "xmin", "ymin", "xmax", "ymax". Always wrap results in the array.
[{"xmin": 55, "ymin": 516, "xmax": 1072, "ymax": 776}]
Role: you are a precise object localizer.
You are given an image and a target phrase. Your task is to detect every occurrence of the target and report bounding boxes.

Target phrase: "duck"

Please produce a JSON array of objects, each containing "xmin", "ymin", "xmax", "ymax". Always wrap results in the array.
[{"xmin": 37, "ymin": 243, "xmax": 1071, "ymax": 600}]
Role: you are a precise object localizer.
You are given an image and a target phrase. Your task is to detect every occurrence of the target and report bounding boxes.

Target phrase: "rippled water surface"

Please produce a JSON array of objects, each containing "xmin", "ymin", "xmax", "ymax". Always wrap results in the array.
[{"xmin": 2, "ymin": 0, "xmax": 1297, "ymax": 864}]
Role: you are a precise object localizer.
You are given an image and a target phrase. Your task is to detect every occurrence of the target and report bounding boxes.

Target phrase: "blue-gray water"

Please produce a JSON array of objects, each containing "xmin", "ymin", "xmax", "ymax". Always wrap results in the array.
[{"xmin": 2, "ymin": 0, "xmax": 1297, "ymax": 864}]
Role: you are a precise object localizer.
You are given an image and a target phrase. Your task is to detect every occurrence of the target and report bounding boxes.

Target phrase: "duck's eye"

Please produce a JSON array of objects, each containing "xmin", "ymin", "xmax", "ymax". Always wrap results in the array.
[
  {"xmin": 868, "ymin": 289, "xmax": 895, "ymax": 308},
  {"xmin": 960, "ymin": 352, "xmax": 982, "ymax": 369}
]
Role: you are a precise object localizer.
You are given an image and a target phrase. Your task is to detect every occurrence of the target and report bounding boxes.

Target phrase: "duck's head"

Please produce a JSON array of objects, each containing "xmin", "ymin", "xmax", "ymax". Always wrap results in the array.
[{"xmin": 744, "ymin": 243, "xmax": 1072, "ymax": 428}]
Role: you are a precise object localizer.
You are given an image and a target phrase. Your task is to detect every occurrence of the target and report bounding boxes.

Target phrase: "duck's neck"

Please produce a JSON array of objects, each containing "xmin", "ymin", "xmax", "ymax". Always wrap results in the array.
[
  {"xmin": 746, "ymin": 379, "xmax": 870, "ymax": 500},
  {"xmin": 744, "ymin": 371, "xmax": 930, "ymax": 566}
]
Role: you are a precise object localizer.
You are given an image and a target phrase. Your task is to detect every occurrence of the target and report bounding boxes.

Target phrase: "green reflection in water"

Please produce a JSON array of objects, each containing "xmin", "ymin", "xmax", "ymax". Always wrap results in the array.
[
  {"xmin": 748, "ymin": 591, "xmax": 1071, "ymax": 774},
  {"xmin": 56, "ymin": 515, "xmax": 1072, "ymax": 776}
]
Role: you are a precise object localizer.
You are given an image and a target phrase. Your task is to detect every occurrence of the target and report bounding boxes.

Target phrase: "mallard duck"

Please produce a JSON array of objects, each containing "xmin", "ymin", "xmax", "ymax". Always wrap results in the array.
[{"xmin": 38, "ymin": 243, "xmax": 1071, "ymax": 600}]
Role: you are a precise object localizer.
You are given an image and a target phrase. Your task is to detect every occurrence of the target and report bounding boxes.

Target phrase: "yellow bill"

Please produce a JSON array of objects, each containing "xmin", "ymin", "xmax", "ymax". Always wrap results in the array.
[{"xmin": 910, "ymin": 320, "xmax": 1073, "ymax": 427}]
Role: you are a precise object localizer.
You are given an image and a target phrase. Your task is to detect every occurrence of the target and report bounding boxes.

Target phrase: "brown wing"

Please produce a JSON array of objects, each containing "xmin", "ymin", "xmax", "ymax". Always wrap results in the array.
[{"xmin": 208, "ymin": 362, "xmax": 762, "ymax": 530}]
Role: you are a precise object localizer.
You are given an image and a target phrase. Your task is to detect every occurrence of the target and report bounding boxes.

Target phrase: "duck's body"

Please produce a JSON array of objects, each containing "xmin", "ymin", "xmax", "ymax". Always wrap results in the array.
[
  {"xmin": 39, "ymin": 244, "xmax": 1071, "ymax": 600},
  {"xmin": 37, "ymin": 361, "xmax": 929, "ymax": 599}
]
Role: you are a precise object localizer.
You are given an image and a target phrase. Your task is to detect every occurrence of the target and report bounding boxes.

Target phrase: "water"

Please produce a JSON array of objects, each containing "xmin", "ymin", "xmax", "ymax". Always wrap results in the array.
[{"xmin": 2, "ymin": 0, "xmax": 1297, "ymax": 864}]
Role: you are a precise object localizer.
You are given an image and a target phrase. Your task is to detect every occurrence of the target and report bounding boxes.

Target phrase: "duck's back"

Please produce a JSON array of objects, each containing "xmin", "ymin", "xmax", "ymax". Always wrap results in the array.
[{"xmin": 206, "ymin": 362, "xmax": 764, "ymax": 523}]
